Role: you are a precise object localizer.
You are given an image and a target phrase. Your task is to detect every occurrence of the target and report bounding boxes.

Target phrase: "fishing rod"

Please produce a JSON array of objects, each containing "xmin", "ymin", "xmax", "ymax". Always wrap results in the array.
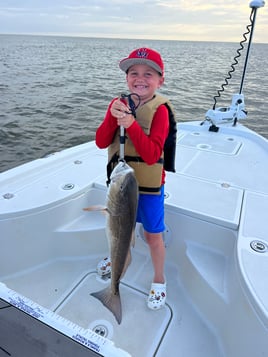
[
  {"xmin": 119, "ymin": 125, "xmax": 125, "ymax": 161},
  {"xmin": 119, "ymin": 93, "xmax": 140, "ymax": 161},
  {"xmin": 105, "ymin": 93, "xmax": 140, "ymax": 186}
]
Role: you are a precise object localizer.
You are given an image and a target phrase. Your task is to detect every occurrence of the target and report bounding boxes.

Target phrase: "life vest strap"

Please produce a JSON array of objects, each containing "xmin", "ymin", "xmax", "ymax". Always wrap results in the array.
[
  {"xmin": 106, "ymin": 154, "xmax": 164, "ymax": 186},
  {"xmin": 138, "ymin": 186, "xmax": 162, "ymax": 193}
]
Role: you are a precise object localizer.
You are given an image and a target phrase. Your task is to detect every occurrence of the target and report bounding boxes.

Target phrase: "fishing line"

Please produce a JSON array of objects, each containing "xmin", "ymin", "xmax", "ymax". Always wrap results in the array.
[{"xmin": 120, "ymin": 93, "xmax": 141, "ymax": 118}]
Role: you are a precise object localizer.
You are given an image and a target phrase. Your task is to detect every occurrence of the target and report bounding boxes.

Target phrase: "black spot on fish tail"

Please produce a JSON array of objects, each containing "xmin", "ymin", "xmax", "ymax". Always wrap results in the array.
[{"xmin": 91, "ymin": 287, "xmax": 122, "ymax": 324}]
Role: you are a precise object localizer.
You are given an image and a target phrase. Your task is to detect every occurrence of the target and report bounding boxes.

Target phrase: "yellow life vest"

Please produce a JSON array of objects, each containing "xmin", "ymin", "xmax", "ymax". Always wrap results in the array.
[{"xmin": 107, "ymin": 95, "xmax": 176, "ymax": 194}]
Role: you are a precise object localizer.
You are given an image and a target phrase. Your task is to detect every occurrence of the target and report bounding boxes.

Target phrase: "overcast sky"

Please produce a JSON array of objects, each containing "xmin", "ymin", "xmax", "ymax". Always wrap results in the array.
[{"xmin": 1, "ymin": 0, "xmax": 267, "ymax": 43}]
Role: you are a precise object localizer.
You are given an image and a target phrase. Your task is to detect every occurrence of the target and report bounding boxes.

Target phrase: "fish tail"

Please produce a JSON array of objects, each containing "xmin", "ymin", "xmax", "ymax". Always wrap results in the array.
[{"xmin": 91, "ymin": 287, "xmax": 122, "ymax": 324}]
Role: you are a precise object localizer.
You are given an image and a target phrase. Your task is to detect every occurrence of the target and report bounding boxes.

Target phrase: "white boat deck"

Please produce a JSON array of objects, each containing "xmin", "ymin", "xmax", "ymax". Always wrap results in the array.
[
  {"xmin": 0, "ymin": 239, "xmax": 222, "ymax": 356},
  {"xmin": 1, "ymin": 121, "xmax": 268, "ymax": 356},
  {"xmin": 1, "ymin": 122, "xmax": 268, "ymax": 216}
]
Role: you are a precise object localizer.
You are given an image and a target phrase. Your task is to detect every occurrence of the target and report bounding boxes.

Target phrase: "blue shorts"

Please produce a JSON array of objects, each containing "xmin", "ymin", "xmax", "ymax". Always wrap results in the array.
[{"xmin": 136, "ymin": 185, "xmax": 165, "ymax": 233}]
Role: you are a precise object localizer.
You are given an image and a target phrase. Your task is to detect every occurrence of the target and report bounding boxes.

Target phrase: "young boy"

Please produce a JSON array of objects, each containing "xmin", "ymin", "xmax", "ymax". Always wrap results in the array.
[{"xmin": 95, "ymin": 47, "xmax": 176, "ymax": 310}]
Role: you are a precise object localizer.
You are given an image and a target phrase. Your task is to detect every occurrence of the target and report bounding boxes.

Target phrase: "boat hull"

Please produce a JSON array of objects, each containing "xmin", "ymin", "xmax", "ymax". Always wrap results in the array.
[{"xmin": 1, "ymin": 121, "xmax": 268, "ymax": 356}]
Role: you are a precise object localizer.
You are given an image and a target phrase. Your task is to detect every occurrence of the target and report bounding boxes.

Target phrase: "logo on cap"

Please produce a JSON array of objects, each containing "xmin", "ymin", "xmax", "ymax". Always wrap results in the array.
[{"xmin": 136, "ymin": 48, "xmax": 149, "ymax": 59}]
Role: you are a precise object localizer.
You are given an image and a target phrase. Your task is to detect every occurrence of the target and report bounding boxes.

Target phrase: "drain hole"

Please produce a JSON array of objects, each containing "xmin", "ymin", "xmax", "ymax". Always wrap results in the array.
[
  {"xmin": 250, "ymin": 240, "xmax": 268, "ymax": 253},
  {"xmin": 89, "ymin": 320, "xmax": 113, "ymax": 339},
  {"xmin": 3, "ymin": 193, "xmax": 14, "ymax": 199},
  {"xmin": 92, "ymin": 324, "xmax": 108, "ymax": 337},
  {"xmin": 197, "ymin": 143, "xmax": 212, "ymax": 150},
  {"xmin": 62, "ymin": 183, "xmax": 75, "ymax": 190},
  {"xmin": 164, "ymin": 192, "xmax": 169, "ymax": 199}
]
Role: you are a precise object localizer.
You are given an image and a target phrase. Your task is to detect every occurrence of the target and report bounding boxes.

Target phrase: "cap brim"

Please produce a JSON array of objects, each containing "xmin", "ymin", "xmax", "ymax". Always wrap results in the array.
[{"xmin": 119, "ymin": 58, "xmax": 163, "ymax": 75}]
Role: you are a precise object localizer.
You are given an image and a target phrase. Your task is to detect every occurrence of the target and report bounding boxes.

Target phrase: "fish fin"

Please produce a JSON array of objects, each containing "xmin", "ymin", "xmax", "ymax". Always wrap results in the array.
[
  {"xmin": 91, "ymin": 287, "xmax": 122, "ymax": 324},
  {"xmin": 83, "ymin": 205, "xmax": 108, "ymax": 214}
]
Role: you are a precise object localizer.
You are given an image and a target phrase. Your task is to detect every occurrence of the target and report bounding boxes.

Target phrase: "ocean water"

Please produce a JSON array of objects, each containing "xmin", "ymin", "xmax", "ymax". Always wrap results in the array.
[{"xmin": 0, "ymin": 34, "xmax": 267, "ymax": 173}]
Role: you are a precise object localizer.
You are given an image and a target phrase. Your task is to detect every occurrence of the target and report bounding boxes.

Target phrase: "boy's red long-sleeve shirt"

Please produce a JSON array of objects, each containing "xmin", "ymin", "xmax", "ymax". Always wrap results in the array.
[{"xmin": 96, "ymin": 98, "xmax": 169, "ymax": 185}]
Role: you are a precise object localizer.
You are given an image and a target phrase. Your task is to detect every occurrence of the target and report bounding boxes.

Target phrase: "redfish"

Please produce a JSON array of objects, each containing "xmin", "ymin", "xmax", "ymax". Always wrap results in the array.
[{"xmin": 86, "ymin": 161, "xmax": 138, "ymax": 324}]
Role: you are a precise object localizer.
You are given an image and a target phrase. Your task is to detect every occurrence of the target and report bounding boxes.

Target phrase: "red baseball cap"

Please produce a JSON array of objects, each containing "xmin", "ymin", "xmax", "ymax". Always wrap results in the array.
[{"xmin": 119, "ymin": 48, "xmax": 164, "ymax": 76}]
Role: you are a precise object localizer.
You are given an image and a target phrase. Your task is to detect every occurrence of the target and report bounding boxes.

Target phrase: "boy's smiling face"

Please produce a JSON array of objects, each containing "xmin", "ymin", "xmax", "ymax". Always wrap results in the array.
[{"xmin": 126, "ymin": 64, "xmax": 164, "ymax": 104}]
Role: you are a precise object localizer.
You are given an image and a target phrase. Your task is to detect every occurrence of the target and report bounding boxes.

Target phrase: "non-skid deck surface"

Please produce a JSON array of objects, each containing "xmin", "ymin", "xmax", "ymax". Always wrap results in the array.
[
  {"xmin": 0, "ymin": 255, "xmax": 171, "ymax": 356},
  {"xmin": 56, "ymin": 273, "xmax": 171, "ymax": 356},
  {"xmin": 1, "ymin": 247, "xmax": 222, "ymax": 357}
]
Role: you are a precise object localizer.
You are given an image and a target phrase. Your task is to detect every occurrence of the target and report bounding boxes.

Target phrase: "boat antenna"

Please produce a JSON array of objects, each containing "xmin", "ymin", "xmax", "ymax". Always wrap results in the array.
[
  {"xmin": 212, "ymin": 0, "xmax": 265, "ymax": 110},
  {"xmin": 203, "ymin": 0, "xmax": 265, "ymax": 131},
  {"xmin": 239, "ymin": 1, "xmax": 265, "ymax": 94}
]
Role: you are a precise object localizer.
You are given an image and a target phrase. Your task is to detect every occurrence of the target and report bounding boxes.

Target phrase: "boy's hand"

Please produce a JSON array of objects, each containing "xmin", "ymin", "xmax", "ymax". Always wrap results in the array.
[{"xmin": 110, "ymin": 99, "xmax": 135, "ymax": 129}]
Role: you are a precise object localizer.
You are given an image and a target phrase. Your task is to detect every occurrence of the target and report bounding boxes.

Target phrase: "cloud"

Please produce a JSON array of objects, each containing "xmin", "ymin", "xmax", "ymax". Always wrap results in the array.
[{"xmin": 0, "ymin": 0, "xmax": 267, "ymax": 43}]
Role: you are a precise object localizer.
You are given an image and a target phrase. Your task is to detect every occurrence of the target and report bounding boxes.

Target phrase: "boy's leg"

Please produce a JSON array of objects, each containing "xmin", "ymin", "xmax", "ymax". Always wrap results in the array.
[{"xmin": 144, "ymin": 230, "xmax": 165, "ymax": 284}]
